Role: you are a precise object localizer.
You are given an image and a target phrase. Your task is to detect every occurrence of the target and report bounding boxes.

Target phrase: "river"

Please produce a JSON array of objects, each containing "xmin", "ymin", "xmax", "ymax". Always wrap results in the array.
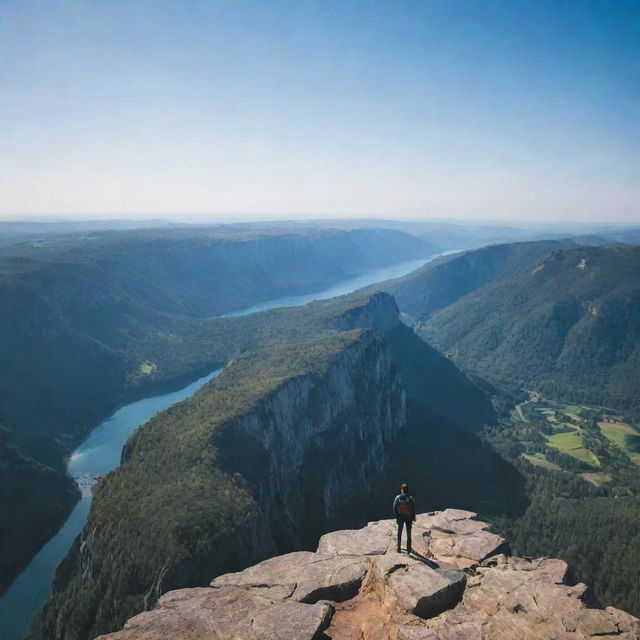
[{"xmin": 0, "ymin": 252, "xmax": 454, "ymax": 640}]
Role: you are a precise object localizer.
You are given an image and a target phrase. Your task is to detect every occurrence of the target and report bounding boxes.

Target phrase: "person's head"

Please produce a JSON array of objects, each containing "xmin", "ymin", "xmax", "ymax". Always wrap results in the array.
[{"xmin": 400, "ymin": 483, "xmax": 409, "ymax": 495}]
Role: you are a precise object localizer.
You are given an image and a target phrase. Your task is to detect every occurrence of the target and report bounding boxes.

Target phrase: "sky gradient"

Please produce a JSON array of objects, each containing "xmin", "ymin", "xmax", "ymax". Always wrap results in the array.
[{"xmin": 1, "ymin": 0, "xmax": 639, "ymax": 222}]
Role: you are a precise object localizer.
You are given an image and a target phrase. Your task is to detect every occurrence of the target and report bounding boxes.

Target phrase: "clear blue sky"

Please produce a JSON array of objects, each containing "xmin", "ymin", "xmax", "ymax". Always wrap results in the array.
[{"xmin": 1, "ymin": 0, "xmax": 638, "ymax": 222}]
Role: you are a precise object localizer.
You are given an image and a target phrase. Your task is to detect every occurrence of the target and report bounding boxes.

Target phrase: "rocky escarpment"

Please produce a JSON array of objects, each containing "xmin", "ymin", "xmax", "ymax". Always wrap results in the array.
[
  {"xmin": 97, "ymin": 510, "xmax": 640, "ymax": 640},
  {"xmin": 332, "ymin": 292, "xmax": 402, "ymax": 332},
  {"xmin": 209, "ymin": 328, "xmax": 406, "ymax": 552},
  {"xmin": 35, "ymin": 306, "xmax": 408, "ymax": 639},
  {"xmin": 35, "ymin": 292, "xmax": 514, "ymax": 640},
  {"xmin": 1, "ymin": 226, "xmax": 432, "ymax": 593}
]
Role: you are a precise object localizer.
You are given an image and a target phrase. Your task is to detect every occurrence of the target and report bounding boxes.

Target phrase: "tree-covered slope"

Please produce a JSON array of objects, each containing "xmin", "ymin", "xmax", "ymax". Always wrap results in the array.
[
  {"xmin": 419, "ymin": 245, "xmax": 640, "ymax": 418},
  {"xmin": 382, "ymin": 239, "xmax": 578, "ymax": 320},
  {"xmin": 0, "ymin": 226, "xmax": 434, "ymax": 594},
  {"xmin": 33, "ymin": 293, "xmax": 523, "ymax": 640},
  {"xmin": 0, "ymin": 426, "xmax": 79, "ymax": 593}
]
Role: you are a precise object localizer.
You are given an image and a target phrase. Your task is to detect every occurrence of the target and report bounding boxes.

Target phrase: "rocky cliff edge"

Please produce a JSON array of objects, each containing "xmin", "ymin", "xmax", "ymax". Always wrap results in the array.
[{"xmin": 96, "ymin": 509, "xmax": 640, "ymax": 640}]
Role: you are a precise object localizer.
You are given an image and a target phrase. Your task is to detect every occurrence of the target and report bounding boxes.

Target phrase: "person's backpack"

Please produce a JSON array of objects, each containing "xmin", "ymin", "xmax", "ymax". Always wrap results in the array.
[{"xmin": 397, "ymin": 495, "xmax": 413, "ymax": 517}]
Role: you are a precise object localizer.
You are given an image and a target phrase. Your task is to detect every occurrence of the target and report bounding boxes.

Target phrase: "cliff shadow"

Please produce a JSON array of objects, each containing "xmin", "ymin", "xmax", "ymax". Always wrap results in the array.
[{"xmin": 380, "ymin": 401, "xmax": 530, "ymax": 520}]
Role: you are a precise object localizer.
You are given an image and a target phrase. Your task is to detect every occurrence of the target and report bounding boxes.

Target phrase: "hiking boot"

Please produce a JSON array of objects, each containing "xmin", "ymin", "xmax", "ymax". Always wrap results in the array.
[{"xmin": 397, "ymin": 547, "xmax": 401, "ymax": 553}]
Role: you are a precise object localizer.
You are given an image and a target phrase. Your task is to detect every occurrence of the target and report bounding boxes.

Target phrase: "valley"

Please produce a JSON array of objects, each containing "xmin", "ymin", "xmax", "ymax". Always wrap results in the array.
[
  {"xmin": 379, "ymin": 239, "xmax": 640, "ymax": 616},
  {"xmin": 512, "ymin": 394, "xmax": 640, "ymax": 479},
  {"xmin": 2, "ymin": 227, "xmax": 640, "ymax": 639},
  {"xmin": 0, "ymin": 233, "xmax": 450, "ymax": 640},
  {"xmin": 31, "ymin": 291, "xmax": 523, "ymax": 640}
]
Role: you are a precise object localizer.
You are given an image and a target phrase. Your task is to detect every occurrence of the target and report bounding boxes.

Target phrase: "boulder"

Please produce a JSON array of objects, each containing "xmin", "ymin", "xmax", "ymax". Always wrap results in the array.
[
  {"xmin": 96, "ymin": 586, "xmax": 333, "ymax": 640},
  {"xmin": 416, "ymin": 510, "xmax": 488, "ymax": 536},
  {"xmin": 429, "ymin": 529, "xmax": 507, "ymax": 565},
  {"xmin": 318, "ymin": 520, "xmax": 395, "ymax": 555},
  {"xmin": 605, "ymin": 607, "xmax": 640, "ymax": 636},
  {"xmin": 426, "ymin": 556, "xmax": 640, "ymax": 640},
  {"xmin": 386, "ymin": 561, "xmax": 466, "ymax": 620},
  {"xmin": 211, "ymin": 551, "xmax": 369, "ymax": 604},
  {"xmin": 424, "ymin": 604, "xmax": 486, "ymax": 640}
]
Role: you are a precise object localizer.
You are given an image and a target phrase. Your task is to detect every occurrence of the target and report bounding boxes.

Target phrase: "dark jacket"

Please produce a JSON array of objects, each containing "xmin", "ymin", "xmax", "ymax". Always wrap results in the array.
[{"xmin": 393, "ymin": 493, "xmax": 416, "ymax": 523}]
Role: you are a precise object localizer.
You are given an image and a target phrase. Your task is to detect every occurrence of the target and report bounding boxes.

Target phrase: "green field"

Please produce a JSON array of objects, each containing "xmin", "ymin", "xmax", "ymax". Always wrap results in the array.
[
  {"xmin": 564, "ymin": 405, "xmax": 584, "ymax": 416},
  {"xmin": 138, "ymin": 361, "xmax": 157, "ymax": 376},
  {"xmin": 546, "ymin": 429, "xmax": 600, "ymax": 467},
  {"xmin": 598, "ymin": 421, "xmax": 640, "ymax": 465},
  {"xmin": 553, "ymin": 422, "xmax": 579, "ymax": 433},
  {"xmin": 522, "ymin": 453, "xmax": 562, "ymax": 472}
]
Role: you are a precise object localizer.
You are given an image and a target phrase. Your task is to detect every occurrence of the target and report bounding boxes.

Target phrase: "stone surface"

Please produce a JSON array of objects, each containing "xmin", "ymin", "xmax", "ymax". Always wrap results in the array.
[
  {"xmin": 96, "ymin": 586, "xmax": 333, "ymax": 640},
  {"xmin": 416, "ymin": 510, "xmax": 488, "ymax": 536},
  {"xmin": 211, "ymin": 550, "xmax": 369, "ymax": 604},
  {"xmin": 396, "ymin": 626, "xmax": 441, "ymax": 640},
  {"xmin": 387, "ymin": 561, "xmax": 466, "ymax": 619},
  {"xmin": 427, "ymin": 555, "xmax": 640, "ymax": 640},
  {"xmin": 318, "ymin": 520, "xmax": 396, "ymax": 556},
  {"xmin": 99, "ymin": 511, "xmax": 640, "ymax": 640},
  {"xmin": 429, "ymin": 529, "xmax": 507, "ymax": 565}
]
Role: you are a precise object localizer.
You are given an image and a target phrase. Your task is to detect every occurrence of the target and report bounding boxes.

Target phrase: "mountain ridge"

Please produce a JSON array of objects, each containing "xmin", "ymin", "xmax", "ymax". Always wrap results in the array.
[{"xmin": 419, "ymin": 245, "xmax": 640, "ymax": 419}]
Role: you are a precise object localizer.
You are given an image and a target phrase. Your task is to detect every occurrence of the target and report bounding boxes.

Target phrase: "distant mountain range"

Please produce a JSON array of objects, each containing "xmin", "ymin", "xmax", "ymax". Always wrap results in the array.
[{"xmin": 3, "ymin": 217, "xmax": 638, "ymax": 251}]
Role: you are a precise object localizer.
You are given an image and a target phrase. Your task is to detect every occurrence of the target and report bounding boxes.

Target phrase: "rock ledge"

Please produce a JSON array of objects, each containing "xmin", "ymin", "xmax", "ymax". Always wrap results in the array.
[{"xmin": 97, "ymin": 510, "xmax": 640, "ymax": 640}]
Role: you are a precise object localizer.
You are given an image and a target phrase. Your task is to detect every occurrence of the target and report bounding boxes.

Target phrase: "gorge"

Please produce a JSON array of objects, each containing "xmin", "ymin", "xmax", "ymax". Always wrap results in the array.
[
  {"xmin": 3, "ymin": 229, "xmax": 639, "ymax": 640},
  {"xmin": 0, "ymin": 235, "xmax": 448, "ymax": 640},
  {"xmin": 32, "ymin": 291, "xmax": 517, "ymax": 640}
]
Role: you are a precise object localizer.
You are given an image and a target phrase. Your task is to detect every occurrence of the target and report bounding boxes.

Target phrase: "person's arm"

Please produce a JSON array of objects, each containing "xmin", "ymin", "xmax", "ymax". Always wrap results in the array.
[
  {"xmin": 411, "ymin": 497, "xmax": 416, "ymax": 522},
  {"xmin": 393, "ymin": 496, "xmax": 399, "ymax": 517}
]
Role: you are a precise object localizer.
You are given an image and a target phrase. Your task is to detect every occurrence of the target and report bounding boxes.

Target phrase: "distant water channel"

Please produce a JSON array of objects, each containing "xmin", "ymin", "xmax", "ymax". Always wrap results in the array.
[{"xmin": 0, "ymin": 252, "xmax": 453, "ymax": 640}]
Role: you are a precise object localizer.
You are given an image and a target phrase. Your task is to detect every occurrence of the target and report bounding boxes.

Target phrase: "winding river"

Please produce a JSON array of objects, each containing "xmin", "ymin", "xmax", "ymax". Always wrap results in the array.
[{"xmin": 0, "ymin": 252, "xmax": 453, "ymax": 640}]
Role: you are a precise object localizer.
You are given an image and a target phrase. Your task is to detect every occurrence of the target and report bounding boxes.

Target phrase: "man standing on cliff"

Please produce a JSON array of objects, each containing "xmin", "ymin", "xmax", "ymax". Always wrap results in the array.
[{"xmin": 393, "ymin": 483, "xmax": 416, "ymax": 554}]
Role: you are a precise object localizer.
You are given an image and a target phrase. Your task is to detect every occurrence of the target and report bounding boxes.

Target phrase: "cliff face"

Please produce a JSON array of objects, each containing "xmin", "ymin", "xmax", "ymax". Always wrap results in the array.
[
  {"xmin": 212, "ymin": 329, "xmax": 406, "ymax": 553},
  {"xmin": 1, "ymin": 227, "xmax": 431, "ymax": 593},
  {"xmin": 331, "ymin": 291, "xmax": 402, "ymax": 332},
  {"xmin": 35, "ymin": 299, "xmax": 407, "ymax": 640},
  {"xmin": 95, "ymin": 509, "xmax": 640, "ymax": 640}
]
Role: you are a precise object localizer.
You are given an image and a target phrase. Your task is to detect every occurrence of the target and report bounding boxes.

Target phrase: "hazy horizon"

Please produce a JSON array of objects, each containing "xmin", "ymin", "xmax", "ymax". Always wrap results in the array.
[
  {"xmin": 2, "ymin": 1, "xmax": 638, "ymax": 223},
  {"xmin": 1, "ymin": 213, "xmax": 638, "ymax": 230}
]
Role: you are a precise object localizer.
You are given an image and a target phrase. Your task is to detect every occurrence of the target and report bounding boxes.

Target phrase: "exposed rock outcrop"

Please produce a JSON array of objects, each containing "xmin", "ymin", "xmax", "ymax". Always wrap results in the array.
[
  {"xmin": 332, "ymin": 292, "xmax": 402, "ymax": 332},
  {"xmin": 97, "ymin": 510, "xmax": 640, "ymax": 640}
]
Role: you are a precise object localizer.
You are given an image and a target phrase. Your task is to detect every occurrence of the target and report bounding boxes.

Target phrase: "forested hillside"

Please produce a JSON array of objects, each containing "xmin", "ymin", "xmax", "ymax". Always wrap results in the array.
[
  {"xmin": 418, "ymin": 245, "xmax": 640, "ymax": 419},
  {"xmin": 0, "ymin": 226, "xmax": 433, "ymax": 594},
  {"xmin": 382, "ymin": 239, "xmax": 579, "ymax": 320}
]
